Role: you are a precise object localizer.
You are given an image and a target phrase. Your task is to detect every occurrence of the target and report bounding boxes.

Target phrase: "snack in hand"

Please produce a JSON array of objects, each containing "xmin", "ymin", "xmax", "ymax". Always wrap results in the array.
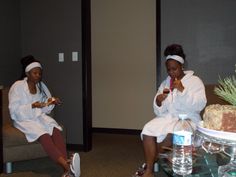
[
  {"xmin": 163, "ymin": 88, "xmax": 170, "ymax": 94},
  {"xmin": 46, "ymin": 97, "xmax": 56, "ymax": 106}
]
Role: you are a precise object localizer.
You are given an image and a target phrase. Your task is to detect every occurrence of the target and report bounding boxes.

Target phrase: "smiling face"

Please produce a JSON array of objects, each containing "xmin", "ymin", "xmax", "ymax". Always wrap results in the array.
[
  {"xmin": 165, "ymin": 59, "xmax": 184, "ymax": 80},
  {"xmin": 26, "ymin": 67, "xmax": 42, "ymax": 84}
]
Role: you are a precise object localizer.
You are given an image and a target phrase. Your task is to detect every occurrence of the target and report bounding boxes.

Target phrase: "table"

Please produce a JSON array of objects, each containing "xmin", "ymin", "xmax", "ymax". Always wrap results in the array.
[{"xmin": 158, "ymin": 148, "xmax": 230, "ymax": 177}]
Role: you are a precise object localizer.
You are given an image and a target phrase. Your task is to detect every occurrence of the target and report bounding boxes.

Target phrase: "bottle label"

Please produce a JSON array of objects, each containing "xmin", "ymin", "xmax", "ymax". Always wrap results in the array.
[{"xmin": 173, "ymin": 131, "xmax": 192, "ymax": 146}]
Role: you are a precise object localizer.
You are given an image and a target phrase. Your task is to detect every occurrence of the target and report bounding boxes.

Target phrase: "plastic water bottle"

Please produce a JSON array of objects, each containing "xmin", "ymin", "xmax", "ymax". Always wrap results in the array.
[{"xmin": 172, "ymin": 114, "xmax": 194, "ymax": 176}]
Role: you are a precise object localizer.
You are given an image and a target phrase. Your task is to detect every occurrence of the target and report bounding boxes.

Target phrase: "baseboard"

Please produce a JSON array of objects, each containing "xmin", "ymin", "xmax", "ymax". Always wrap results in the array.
[
  {"xmin": 67, "ymin": 128, "xmax": 142, "ymax": 152},
  {"xmin": 92, "ymin": 127, "xmax": 142, "ymax": 135},
  {"xmin": 67, "ymin": 144, "xmax": 84, "ymax": 151}
]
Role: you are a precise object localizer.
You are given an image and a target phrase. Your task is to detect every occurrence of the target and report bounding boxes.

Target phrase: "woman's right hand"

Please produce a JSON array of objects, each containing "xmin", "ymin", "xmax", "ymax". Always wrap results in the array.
[
  {"xmin": 156, "ymin": 93, "xmax": 168, "ymax": 106},
  {"xmin": 32, "ymin": 101, "xmax": 46, "ymax": 108}
]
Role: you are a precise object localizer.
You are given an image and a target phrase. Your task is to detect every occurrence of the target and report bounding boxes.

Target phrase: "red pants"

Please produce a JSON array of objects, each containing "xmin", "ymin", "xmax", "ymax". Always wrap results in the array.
[{"xmin": 38, "ymin": 128, "xmax": 67, "ymax": 162}]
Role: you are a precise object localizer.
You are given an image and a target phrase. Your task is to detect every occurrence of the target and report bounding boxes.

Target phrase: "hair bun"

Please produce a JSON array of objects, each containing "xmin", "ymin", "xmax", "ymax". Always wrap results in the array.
[
  {"xmin": 164, "ymin": 44, "xmax": 186, "ymax": 59},
  {"xmin": 21, "ymin": 55, "xmax": 36, "ymax": 65}
]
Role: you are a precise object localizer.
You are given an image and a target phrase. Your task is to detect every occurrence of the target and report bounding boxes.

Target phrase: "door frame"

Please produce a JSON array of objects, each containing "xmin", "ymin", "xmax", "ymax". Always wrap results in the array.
[
  {"xmin": 156, "ymin": 0, "xmax": 161, "ymax": 87},
  {"xmin": 81, "ymin": 0, "xmax": 161, "ymax": 151},
  {"xmin": 82, "ymin": 0, "xmax": 92, "ymax": 152}
]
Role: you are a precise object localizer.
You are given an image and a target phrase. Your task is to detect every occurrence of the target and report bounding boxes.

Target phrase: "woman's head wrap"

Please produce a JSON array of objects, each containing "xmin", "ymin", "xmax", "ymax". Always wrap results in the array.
[
  {"xmin": 166, "ymin": 55, "xmax": 184, "ymax": 64},
  {"xmin": 25, "ymin": 62, "xmax": 42, "ymax": 73}
]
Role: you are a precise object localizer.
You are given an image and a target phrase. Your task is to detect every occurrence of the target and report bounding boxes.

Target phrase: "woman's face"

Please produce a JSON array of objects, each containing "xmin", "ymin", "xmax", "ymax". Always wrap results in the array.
[
  {"xmin": 165, "ymin": 59, "xmax": 184, "ymax": 80},
  {"xmin": 27, "ymin": 67, "xmax": 42, "ymax": 83}
]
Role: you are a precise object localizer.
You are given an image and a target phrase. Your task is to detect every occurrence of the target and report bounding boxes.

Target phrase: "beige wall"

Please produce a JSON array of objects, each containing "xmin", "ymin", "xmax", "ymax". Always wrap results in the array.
[{"xmin": 91, "ymin": 0, "xmax": 156, "ymax": 129}]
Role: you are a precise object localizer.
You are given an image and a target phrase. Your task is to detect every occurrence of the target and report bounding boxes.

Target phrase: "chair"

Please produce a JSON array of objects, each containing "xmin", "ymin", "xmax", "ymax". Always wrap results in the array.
[
  {"xmin": 0, "ymin": 87, "xmax": 66, "ymax": 173},
  {"xmin": 200, "ymin": 84, "xmax": 228, "ymax": 117}
]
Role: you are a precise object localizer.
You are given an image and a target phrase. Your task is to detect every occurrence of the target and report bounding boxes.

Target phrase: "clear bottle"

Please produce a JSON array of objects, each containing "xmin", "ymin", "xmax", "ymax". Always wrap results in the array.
[
  {"xmin": 218, "ymin": 161, "xmax": 236, "ymax": 177},
  {"xmin": 218, "ymin": 146, "xmax": 236, "ymax": 177},
  {"xmin": 172, "ymin": 114, "xmax": 194, "ymax": 176}
]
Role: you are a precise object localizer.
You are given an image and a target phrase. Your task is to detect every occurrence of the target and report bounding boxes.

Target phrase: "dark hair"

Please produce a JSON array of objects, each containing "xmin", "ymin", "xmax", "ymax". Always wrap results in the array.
[
  {"xmin": 20, "ymin": 55, "xmax": 40, "ymax": 79},
  {"xmin": 20, "ymin": 55, "xmax": 46, "ymax": 97},
  {"xmin": 164, "ymin": 44, "xmax": 186, "ymax": 60}
]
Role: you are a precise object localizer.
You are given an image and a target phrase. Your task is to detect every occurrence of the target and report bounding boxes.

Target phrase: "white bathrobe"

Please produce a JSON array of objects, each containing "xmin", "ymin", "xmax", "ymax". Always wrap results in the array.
[
  {"xmin": 141, "ymin": 70, "xmax": 207, "ymax": 143},
  {"xmin": 8, "ymin": 78, "xmax": 62, "ymax": 142}
]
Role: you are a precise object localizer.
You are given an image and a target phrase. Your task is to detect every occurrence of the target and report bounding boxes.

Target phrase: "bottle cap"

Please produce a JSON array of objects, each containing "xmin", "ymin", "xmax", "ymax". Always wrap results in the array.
[{"xmin": 178, "ymin": 114, "xmax": 188, "ymax": 120}]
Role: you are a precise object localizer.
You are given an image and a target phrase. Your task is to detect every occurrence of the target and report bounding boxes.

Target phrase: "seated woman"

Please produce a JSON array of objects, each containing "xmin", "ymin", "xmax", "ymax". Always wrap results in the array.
[
  {"xmin": 8, "ymin": 55, "xmax": 80, "ymax": 177},
  {"xmin": 140, "ymin": 44, "xmax": 207, "ymax": 177}
]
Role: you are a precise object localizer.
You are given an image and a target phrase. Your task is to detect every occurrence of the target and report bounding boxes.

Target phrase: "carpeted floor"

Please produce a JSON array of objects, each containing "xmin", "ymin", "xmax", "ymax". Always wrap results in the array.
[
  {"xmin": 0, "ymin": 171, "xmax": 50, "ymax": 177},
  {"xmin": 79, "ymin": 133, "xmax": 145, "ymax": 177},
  {"xmin": 1, "ymin": 133, "xmax": 168, "ymax": 177}
]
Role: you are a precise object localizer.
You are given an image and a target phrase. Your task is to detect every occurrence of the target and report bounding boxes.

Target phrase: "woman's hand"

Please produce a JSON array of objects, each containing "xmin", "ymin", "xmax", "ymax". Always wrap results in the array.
[
  {"xmin": 32, "ymin": 97, "xmax": 62, "ymax": 108},
  {"xmin": 172, "ymin": 79, "xmax": 184, "ymax": 92},
  {"xmin": 47, "ymin": 97, "xmax": 62, "ymax": 106},
  {"xmin": 156, "ymin": 93, "xmax": 168, "ymax": 106},
  {"xmin": 32, "ymin": 101, "xmax": 46, "ymax": 108}
]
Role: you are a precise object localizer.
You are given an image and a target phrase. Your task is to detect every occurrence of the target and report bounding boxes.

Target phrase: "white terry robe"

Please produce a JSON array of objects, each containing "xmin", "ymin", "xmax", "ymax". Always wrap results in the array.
[
  {"xmin": 141, "ymin": 70, "xmax": 207, "ymax": 143},
  {"xmin": 8, "ymin": 78, "xmax": 62, "ymax": 142}
]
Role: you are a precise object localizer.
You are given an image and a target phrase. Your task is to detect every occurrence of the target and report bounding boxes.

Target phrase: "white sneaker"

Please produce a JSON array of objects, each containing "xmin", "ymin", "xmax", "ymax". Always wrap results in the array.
[{"xmin": 70, "ymin": 153, "xmax": 81, "ymax": 177}]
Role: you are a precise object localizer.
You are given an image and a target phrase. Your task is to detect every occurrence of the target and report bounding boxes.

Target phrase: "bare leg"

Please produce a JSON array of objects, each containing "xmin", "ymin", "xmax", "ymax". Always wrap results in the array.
[
  {"xmin": 52, "ymin": 128, "xmax": 67, "ymax": 159},
  {"xmin": 58, "ymin": 156, "xmax": 70, "ymax": 172},
  {"xmin": 157, "ymin": 134, "xmax": 173, "ymax": 156},
  {"xmin": 38, "ymin": 134, "xmax": 70, "ymax": 174},
  {"xmin": 142, "ymin": 134, "xmax": 173, "ymax": 177},
  {"xmin": 142, "ymin": 135, "xmax": 156, "ymax": 177}
]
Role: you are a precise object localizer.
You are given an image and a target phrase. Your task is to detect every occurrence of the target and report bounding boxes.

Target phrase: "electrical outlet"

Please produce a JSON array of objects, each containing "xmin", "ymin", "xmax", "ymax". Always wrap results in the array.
[
  {"xmin": 58, "ymin": 53, "xmax": 64, "ymax": 62},
  {"xmin": 72, "ymin": 52, "xmax": 78, "ymax": 62}
]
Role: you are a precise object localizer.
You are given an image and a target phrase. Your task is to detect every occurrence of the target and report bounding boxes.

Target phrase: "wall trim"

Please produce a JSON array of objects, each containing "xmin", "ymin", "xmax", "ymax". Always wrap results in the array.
[
  {"xmin": 0, "ymin": 90, "xmax": 3, "ymax": 172},
  {"xmin": 156, "ymin": 0, "xmax": 161, "ymax": 88},
  {"xmin": 92, "ymin": 128, "xmax": 142, "ymax": 135},
  {"xmin": 67, "ymin": 127, "xmax": 142, "ymax": 152},
  {"xmin": 82, "ymin": 0, "xmax": 92, "ymax": 152},
  {"xmin": 67, "ymin": 144, "xmax": 84, "ymax": 152}
]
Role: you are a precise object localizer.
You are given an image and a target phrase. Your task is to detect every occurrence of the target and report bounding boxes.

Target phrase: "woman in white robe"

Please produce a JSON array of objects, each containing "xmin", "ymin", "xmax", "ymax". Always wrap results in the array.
[
  {"xmin": 9, "ymin": 78, "xmax": 62, "ymax": 142},
  {"xmin": 140, "ymin": 44, "xmax": 207, "ymax": 177},
  {"xmin": 8, "ymin": 55, "xmax": 80, "ymax": 177}
]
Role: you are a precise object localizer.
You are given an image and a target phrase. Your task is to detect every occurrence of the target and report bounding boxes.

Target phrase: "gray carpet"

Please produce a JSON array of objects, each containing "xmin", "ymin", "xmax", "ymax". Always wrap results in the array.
[
  {"xmin": 0, "ymin": 172, "xmax": 50, "ymax": 177},
  {"xmin": 1, "ymin": 133, "xmax": 168, "ymax": 177}
]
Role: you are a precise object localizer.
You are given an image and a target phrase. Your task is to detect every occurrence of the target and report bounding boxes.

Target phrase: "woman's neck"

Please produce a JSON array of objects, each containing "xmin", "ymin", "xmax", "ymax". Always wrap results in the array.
[
  {"xmin": 178, "ymin": 71, "xmax": 185, "ymax": 80},
  {"xmin": 179, "ymin": 72, "xmax": 185, "ymax": 80},
  {"xmin": 27, "ymin": 80, "xmax": 37, "ymax": 94}
]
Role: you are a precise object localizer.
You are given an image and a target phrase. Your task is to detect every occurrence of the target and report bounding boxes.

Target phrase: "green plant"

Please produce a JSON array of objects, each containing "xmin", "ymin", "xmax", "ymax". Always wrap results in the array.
[{"xmin": 214, "ymin": 74, "xmax": 236, "ymax": 106}]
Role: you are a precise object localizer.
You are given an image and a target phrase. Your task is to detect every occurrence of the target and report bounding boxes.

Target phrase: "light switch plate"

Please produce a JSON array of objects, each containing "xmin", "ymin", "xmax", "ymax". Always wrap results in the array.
[
  {"xmin": 58, "ymin": 53, "xmax": 64, "ymax": 62},
  {"xmin": 72, "ymin": 52, "xmax": 78, "ymax": 62}
]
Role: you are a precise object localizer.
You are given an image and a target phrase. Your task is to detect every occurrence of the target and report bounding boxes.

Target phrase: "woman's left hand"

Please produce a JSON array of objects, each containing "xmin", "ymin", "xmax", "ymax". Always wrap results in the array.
[
  {"xmin": 172, "ymin": 79, "xmax": 184, "ymax": 92},
  {"xmin": 47, "ymin": 97, "xmax": 62, "ymax": 106}
]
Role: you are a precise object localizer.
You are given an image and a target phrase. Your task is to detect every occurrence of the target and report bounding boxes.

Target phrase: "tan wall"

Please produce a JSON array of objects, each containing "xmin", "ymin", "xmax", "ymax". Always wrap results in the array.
[{"xmin": 91, "ymin": 0, "xmax": 156, "ymax": 129}]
